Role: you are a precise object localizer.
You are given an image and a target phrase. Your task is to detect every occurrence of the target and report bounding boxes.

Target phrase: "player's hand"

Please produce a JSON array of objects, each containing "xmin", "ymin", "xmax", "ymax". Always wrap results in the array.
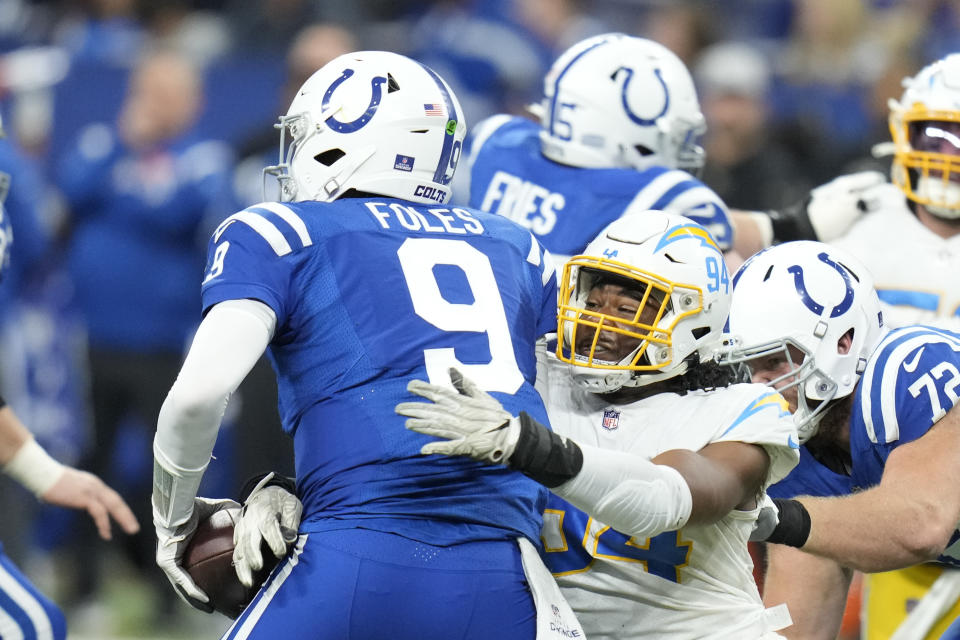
[
  {"xmin": 805, "ymin": 170, "xmax": 890, "ymax": 241},
  {"xmin": 396, "ymin": 367, "xmax": 521, "ymax": 464},
  {"xmin": 155, "ymin": 497, "xmax": 240, "ymax": 613},
  {"xmin": 750, "ymin": 493, "xmax": 780, "ymax": 542},
  {"xmin": 40, "ymin": 466, "xmax": 140, "ymax": 540},
  {"xmin": 233, "ymin": 473, "xmax": 303, "ymax": 588}
]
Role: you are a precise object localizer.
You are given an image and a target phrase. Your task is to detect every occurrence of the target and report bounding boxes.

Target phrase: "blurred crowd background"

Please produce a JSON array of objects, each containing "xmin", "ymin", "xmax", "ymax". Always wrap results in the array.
[{"xmin": 0, "ymin": 0, "xmax": 954, "ymax": 637}]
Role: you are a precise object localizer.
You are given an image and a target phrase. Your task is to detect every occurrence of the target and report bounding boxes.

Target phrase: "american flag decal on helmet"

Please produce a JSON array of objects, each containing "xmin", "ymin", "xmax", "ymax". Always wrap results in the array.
[{"xmin": 423, "ymin": 103, "xmax": 443, "ymax": 116}]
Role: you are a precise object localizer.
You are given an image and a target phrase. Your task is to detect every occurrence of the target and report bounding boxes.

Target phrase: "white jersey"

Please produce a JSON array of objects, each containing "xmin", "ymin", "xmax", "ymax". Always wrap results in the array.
[
  {"xmin": 536, "ymin": 354, "xmax": 798, "ymax": 639},
  {"xmin": 832, "ymin": 193, "xmax": 960, "ymax": 331}
]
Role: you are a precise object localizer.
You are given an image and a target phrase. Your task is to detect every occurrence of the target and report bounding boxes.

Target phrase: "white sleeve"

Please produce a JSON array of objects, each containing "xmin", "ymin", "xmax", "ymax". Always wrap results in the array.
[
  {"xmin": 152, "ymin": 298, "xmax": 276, "ymax": 527},
  {"xmin": 552, "ymin": 445, "xmax": 693, "ymax": 539}
]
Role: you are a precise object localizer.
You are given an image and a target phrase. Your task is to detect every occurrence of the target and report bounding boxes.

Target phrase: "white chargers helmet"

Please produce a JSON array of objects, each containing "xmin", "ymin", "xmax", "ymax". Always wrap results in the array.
[
  {"xmin": 557, "ymin": 210, "xmax": 729, "ymax": 393},
  {"xmin": 535, "ymin": 33, "xmax": 705, "ymax": 173},
  {"xmin": 723, "ymin": 241, "xmax": 885, "ymax": 442},
  {"xmin": 266, "ymin": 51, "xmax": 466, "ymax": 205},
  {"xmin": 889, "ymin": 53, "xmax": 960, "ymax": 218}
]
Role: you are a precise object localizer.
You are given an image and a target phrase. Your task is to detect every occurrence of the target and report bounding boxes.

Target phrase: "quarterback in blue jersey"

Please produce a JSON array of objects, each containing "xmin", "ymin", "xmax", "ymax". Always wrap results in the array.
[
  {"xmin": 454, "ymin": 33, "xmax": 735, "ymax": 264},
  {"xmin": 723, "ymin": 241, "xmax": 960, "ymax": 638},
  {"xmin": 151, "ymin": 51, "xmax": 579, "ymax": 639}
]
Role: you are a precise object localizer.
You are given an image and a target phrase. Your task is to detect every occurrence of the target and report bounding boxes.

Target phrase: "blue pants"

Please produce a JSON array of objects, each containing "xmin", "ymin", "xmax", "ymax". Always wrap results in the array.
[
  {"xmin": 222, "ymin": 529, "xmax": 536, "ymax": 640},
  {"xmin": 0, "ymin": 544, "xmax": 66, "ymax": 640},
  {"xmin": 942, "ymin": 615, "xmax": 960, "ymax": 639}
]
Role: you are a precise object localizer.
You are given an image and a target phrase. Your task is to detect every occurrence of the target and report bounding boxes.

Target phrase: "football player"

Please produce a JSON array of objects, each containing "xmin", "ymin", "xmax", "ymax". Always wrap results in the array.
[
  {"xmin": 151, "ymin": 51, "xmax": 582, "ymax": 639},
  {"xmin": 830, "ymin": 54, "xmax": 960, "ymax": 332},
  {"xmin": 784, "ymin": 53, "xmax": 960, "ymax": 639},
  {"xmin": 397, "ymin": 211, "xmax": 801, "ymax": 638},
  {"xmin": 454, "ymin": 32, "xmax": 869, "ymax": 274},
  {"xmin": 724, "ymin": 240, "xmax": 960, "ymax": 639},
  {"xmin": 455, "ymin": 34, "xmax": 736, "ymax": 265},
  {"xmin": 0, "ymin": 143, "xmax": 140, "ymax": 640}
]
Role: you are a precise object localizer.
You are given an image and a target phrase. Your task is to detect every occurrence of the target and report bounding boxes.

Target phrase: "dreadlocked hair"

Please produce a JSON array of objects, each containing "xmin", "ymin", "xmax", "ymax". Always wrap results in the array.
[{"xmin": 655, "ymin": 353, "xmax": 747, "ymax": 396}]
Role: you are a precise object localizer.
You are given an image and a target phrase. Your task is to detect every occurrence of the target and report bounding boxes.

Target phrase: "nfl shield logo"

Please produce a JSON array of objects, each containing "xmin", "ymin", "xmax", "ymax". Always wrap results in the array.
[{"xmin": 602, "ymin": 408, "xmax": 620, "ymax": 431}]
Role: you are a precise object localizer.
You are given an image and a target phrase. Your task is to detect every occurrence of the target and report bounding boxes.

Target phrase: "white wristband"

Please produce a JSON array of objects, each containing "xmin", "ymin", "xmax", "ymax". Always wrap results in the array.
[
  {"xmin": 743, "ymin": 211, "xmax": 775, "ymax": 249},
  {"xmin": 3, "ymin": 438, "xmax": 65, "ymax": 497}
]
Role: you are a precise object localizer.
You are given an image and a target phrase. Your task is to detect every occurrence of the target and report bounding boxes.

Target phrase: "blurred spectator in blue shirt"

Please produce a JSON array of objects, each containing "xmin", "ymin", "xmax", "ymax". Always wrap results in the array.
[{"xmin": 55, "ymin": 47, "xmax": 233, "ymax": 613}]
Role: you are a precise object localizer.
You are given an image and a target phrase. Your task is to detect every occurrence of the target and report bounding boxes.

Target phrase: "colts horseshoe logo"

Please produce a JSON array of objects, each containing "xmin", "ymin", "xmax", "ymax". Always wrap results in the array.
[
  {"xmin": 614, "ymin": 66, "xmax": 670, "ymax": 126},
  {"xmin": 788, "ymin": 252, "xmax": 855, "ymax": 318},
  {"xmin": 322, "ymin": 69, "xmax": 387, "ymax": 133}
]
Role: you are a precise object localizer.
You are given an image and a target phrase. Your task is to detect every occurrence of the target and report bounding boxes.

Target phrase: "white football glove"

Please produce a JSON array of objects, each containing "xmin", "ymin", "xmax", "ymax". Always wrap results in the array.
[
  {"xmin": 749, "ymin": 493, "xmax": 781, "ymax": 543},
  {"xmin": 233, "ymin": 473, "xmax": 303, "ymax": 588},
  {"xmin": 396, "ymin": 367, "xmax": 521, "ymax": 464},
  {"xmin": 154, "ymin": 496, "xmax": 241, "ymax": 613},
  {"xmin": 806, "ymin": 170, "xmax": 892, "ymax": 241}
]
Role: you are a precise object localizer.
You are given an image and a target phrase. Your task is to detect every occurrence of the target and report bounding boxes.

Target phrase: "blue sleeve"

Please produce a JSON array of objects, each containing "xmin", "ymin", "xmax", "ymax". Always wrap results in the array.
[
  {"xmin": 768, "ymin": 446, "xmax": 852, "ymax": 499},
  {"xmin": 200, "ymin": 214, "xmax": 296, "ymax": 325},
  {"xmin": 857, "ymin": 329, "xmax": 960, "ymax": 447},
  {"xmin": 643, "ymin": 172, "xmax": 733, "ymax": 251},
  {"xmin": 678, "ymin": 200, "xmax": 733, "ymax": 252}
]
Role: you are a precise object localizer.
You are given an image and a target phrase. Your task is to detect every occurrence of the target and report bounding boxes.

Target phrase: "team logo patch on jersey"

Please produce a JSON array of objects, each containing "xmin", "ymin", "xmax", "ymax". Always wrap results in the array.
[
  {"xmin": 602, "ymin": 408, "xmax": 620, "ymax": 431},
  {"xmin": 394, "ymin": 154, "xmax": 415, "ymax": 172}
]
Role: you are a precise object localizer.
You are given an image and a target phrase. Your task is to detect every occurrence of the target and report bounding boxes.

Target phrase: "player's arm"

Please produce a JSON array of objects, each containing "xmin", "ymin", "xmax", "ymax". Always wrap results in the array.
[
  {"xmin": 152, "ymin": 298, "xmax": 276, "ymax": 610},
  {"xmin": 653, "ymin": 442, "xmax": 770, "ymax": 525},
  {"xmin": 0, "ymin": 398, "xmax": 139, "ymax": 540},
  {"xmin": 763, "ymin": 543, "xmax": 853, "ymax": 640},
  {"xmin": 802, "ymin": 408, "xmax": 960, "ymax": 570},
  {"xmin": 765, "ymin": 408, "xmax": 960, "ymax": 572},
  {"xmin": 397, "ymin": 368, "xmax": 770, "ymax": 537},
  {"xmin": 731, "ymin": 171, "xmax": 889, "ymax": 254}
]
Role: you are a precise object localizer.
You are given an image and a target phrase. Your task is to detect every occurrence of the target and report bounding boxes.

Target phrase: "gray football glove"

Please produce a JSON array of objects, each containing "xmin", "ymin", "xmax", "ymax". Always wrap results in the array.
[
  {"xmin": 396, "ymin": 367, "xmax": 521, "ymax": 464},
  {"xmin": 233, "ymin": 472, "xmax": 303, "ymax": 588},
  {"xmin": 154, "ymin": 496, "xmax": 240, "ymax": 613}
]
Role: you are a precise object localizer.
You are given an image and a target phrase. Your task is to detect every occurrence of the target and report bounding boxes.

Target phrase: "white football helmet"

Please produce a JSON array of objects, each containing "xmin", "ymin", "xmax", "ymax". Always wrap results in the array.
[
  {"xmin": 535, "ymin": 33, "xmax": 705, "ymax": 173},
  {"xmin": 557, "ymin": 210, "xmax": 730, "ymax": 393},
  {"xmin": 265, "ymin": 51, "xmax": 466, "ymax": 205},
  {"xmin": 723, "ymin": 241, "xmax": 885, "ymax": 442},
  {"xmin": 889, "ymin": 53, "xmax": 960, "ymax": 218}
]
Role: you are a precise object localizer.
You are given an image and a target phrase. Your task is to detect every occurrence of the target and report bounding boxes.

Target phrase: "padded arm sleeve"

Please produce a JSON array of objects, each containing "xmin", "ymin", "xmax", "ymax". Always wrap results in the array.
[
  {"xmin": 152, "ymin": 299, "xmax": 276, "ymax": 528},
  {"xmin": 552, "ymin": 444, "xmax": 693, "ymax": 539}
]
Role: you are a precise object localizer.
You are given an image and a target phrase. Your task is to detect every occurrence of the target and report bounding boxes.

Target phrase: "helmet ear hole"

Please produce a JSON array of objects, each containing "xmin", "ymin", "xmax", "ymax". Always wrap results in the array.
[
  {"xmin": 315, "ymin": 149, "xmax": 346, "ymax": 166},
  {"xmin": 691, "ymin": 327, "xmax": 710, "ymax": 341},
  {"xmin": 635, "ymin": 144, "xmax": 655, "ymax": 157}
]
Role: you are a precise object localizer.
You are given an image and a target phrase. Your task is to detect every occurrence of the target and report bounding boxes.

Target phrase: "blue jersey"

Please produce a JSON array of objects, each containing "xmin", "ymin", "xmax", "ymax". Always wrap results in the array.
[
  {"xmin": 200, "ymin": 198, "xmax": 557, "ymax": 547},
  {"xmin": 767, "ymin": 446, "xmax": 852, "ymax": 500},
  {"xmin": 851, "ymin": 325, "xmax": 960, "ymax": 567},
  {"xmin": 775, "ymin": 325, "xmax": 960, "ymax": 567},
  {"xmin": 461, "ymin": 116, "xmax": 733, "ymax": 259}
]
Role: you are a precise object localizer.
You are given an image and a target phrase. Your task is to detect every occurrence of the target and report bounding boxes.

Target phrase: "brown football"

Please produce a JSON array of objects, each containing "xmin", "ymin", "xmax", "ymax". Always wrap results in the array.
[{"xmin": 183, "ymin": 508, "xmax": 278, "ymax": 619}]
